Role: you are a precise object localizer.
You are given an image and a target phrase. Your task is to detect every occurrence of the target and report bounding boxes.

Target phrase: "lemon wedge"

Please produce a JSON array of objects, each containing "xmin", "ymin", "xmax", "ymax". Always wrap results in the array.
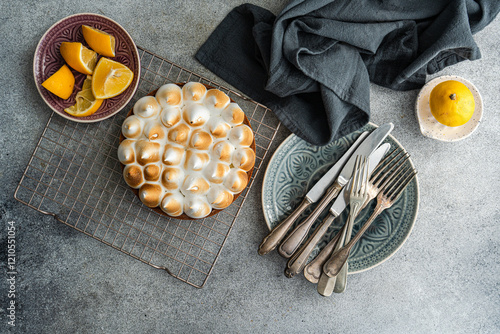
[
  {"xmin": 64, "ymin": 76, "xmax": 103, "ymax": 117},
  {"xmin": 41, "ymin": 64, "xmax": 75, "ymax": 99},
  {"xmin": 82, "ymin": 25, "xmax": 116, "ymax": 57},
  {"xmin": 92, "ymin": 57, "xmax": 133, "ymax": 99},
  {"xmin": 60, "ymin": 42, "xmax": 97, "ymax": 75}
]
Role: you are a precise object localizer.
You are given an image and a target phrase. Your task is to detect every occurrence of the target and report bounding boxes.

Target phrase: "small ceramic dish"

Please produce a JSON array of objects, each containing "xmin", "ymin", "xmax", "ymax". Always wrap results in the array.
[
  {"xmin": 33, "ymin": 13, "xmax": 140, "ymax": 122},
  {"xmin": 415, "ymin": 75, "xmax": 482, "ymax": 142}
]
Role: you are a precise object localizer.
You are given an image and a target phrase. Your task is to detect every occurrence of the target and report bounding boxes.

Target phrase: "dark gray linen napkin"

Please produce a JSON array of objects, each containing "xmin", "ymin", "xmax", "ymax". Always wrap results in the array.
[{"xmin": 196, "ymin": 0, "xmax": 499, "ymax": 146}]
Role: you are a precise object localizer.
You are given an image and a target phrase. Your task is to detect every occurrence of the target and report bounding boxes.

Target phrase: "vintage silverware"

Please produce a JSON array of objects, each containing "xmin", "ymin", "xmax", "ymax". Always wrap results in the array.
[
  {"xmin": 333, "ymin": 150, "xmax": 410, "ymax": 293},
  {"xmin": 283, "ymin": 144, "xmax": 390, "ymax": 278},
  {"xmin": 305, "ymin": 149, "xmax": 410, "ymax": 285},
  {"xmin": 257, "ymin": 131, "xmax": 369, "ymax": 256},
  {"xmin": 328, "ymin": 155, "xmax": 370, "ymax": 294},
  {"xmin": 322, "ymin": 159, "xmax": 417, "ymax": 279},
  {"xmin": 278, "ymin": 123, "xmax": 394, "ymax": 258}
]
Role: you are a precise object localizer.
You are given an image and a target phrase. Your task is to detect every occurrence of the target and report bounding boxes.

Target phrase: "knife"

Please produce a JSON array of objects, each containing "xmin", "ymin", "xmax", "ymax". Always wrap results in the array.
[
  {"xmin": 278, "ymin": 123, "xmax": 394, "ymax": 258},
  {"xmin": 258, "ymin": 131, "xmax": 369, "ymax": 256},
  {"xmin": 284, "ymin": 143, "xmax": 391, "ymax": 278}
]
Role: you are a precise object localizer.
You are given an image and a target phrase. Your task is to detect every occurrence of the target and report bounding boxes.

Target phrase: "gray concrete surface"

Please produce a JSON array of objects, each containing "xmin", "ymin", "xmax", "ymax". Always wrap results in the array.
[{"xmin": 1, "ymin": 1, "xmax": 499, "ymax": 333}]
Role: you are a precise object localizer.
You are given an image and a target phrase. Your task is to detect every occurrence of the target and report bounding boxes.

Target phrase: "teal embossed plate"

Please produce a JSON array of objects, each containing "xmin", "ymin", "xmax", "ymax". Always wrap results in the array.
[{"xmin": 262, "ymin": 123, "xmax": 419, "ymax": 274}]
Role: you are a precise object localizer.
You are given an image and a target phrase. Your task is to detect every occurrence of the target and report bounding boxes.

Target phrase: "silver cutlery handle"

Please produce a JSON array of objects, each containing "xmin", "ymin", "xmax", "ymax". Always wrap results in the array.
[
  {"xmin": 284, "ymin": 213, "xmax": 336, "ymax": 278},
  {"xmin": 316, "ymin": 220, "xmax": 349, "ymax": 296},
  {"xmin": 324, "ymin": 203, "xmax": 385, "ymax": 277},
  {"xmin": 303, "ymin": 222, "xmax": 346, "ymax": 284},
  {"xmin": 333, "ymin": 202, "xmax": 360, "ymax": 293},
  {"xmin": 278, "ymin": 182, "xmax": 342, "ymax": 258},
  {"xmin": 258, "ymin": 198, "xmax": 312, "ymax": 256}
]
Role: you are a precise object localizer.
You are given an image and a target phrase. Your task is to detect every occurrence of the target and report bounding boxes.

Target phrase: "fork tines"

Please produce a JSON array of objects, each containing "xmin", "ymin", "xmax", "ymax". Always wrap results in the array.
[{"xmin": 370, "ymin": 149, "xmax": 417, "ymax": 200}]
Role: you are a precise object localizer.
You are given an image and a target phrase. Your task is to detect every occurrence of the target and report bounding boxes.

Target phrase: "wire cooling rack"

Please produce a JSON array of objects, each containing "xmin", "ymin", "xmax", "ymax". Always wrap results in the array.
[{"xmin": 14, "ymin": 47, "xmax": 281, "ymax": 288}]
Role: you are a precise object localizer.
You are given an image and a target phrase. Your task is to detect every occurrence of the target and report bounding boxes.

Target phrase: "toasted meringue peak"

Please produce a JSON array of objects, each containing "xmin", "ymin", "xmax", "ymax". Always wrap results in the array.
[
  {"xmin": 232, "ymin": 147, "xmax": 256, "ymax": 172},
  {"xmin": 135, "ymin": 140, "xmax": 161, "ymax": 165},
  {"xmin": 123, "ymin": 164, "xmax": 144, "ymax": 189},
  {"xmin": 207, "ymin": 117, "xmax": 231, "ymax": 138},
  {"xmin": 161, "ymin": 167, "xmax": 184, "ymax": 190},
  {"xmin": 143, "ymin": 122, "xmax": 165, "ymax": 141},
  {"xmin": 160, "ymin": 192, "xmax": 184, "ymax": 217},
  {"xmin": 181, "ymin": 175, "xmax": 210, "ymax": 196},
  {"xmin": 229, "ymin": 124, "xmax": 254, "ymax": 147},
  {"xmin": 207, "ymin": 186, "xmax": 234, "ymax": 210},
  {"xmin": 204, "ymin": 89, "xmax": 230, "ymax": 110},
  {"xmin": 139, "ymin": 183, "xmax": 164, "ymax": 208},
  {"xmin": 122, "ymin": 115, "xmax": 143, "ymax": 139},
  {"xmin": 182, "ymin": 82, "xmax": 207, "ymax": 102},
  {"xmin": 183, "ymin": 196, "xmax": 211, "ymax": 219},
  {"xmin": 118, "ymin": 139, "xmax": 136, "ymax": 164},
  {"xmin": 133, "ymin": 96, "xmax": 161, "ymax": 118},
  {"xmin": 162, "ymin": 144, "xmax": 184, "ymax": 166},
  {"xmin": 203, "ymin": 161, "xmax": 230, "ymax": 184},
  {"xmin": 222, "ymin": 103, "xmax": 245, "ymax": 126},
  {"xmin": 189, "ymin": 129, "xmax": 213, "ymax": 150},
  {"xmin": 167, "ymin": 123, "xmax": 190, "ymax": 146},
  {"xmin": 156, "ymin": 84, "xmax": 182, "ymax": 108},
  {"xmin": 183, "ymin": 103, "xmax": 210, "ymax": 127},
  {"xmin": 211, "ymin": 141, "xmax": 235, "ymax": 163},
  {"xmin": 160, "ymin": 106, "xmax": 181, "ymax": 128},
  {"xmin": 224, "ymin": 169, "xmax": 248, "ymax": 193},
  {"xmin": 144, "ymin": 164, "xmax": 161, "ymax": 181},
  {"xmin": 184, "ymin": 150, "xmax": 210, "ymax": 171}
]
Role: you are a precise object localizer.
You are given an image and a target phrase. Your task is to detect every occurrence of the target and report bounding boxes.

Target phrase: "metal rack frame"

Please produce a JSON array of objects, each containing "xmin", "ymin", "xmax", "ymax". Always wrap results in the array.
[{"xmin": 14, "ymin": 47, "xmax": 281, "ymax": 288}]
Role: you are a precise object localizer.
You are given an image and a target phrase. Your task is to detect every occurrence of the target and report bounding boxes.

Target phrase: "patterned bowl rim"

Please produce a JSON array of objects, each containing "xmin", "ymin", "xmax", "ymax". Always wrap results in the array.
[
  {"xmin": 33, "ymin": 13, "xmax": 140, "ymax": 123},
  {"xmin": 261, "ymin": 122, "xmax": 420, "ymax": 274}
]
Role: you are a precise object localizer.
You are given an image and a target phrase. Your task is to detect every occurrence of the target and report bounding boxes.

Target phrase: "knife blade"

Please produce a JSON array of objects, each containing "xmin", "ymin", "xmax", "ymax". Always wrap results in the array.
[
  {"xmin": 278, "ymin": 123, "xmax": 394, "ymax": 258},
  {"xmin": 284, "ymin": 143, "xmax": 391, "ymax": 278},
  {"xmin": 258, "ymin": 131, "xmax": 369, "ymax": 256}
]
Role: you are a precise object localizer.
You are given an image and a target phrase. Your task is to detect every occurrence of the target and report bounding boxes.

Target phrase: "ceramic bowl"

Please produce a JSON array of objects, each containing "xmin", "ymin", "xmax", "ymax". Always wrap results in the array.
[
  {"xmin": 33, "ymin": 13, "xmax": 140, "ymax": 122},
  {"xmin": 415, "ymin": 75, "xmax": 482, "ymax": 142}
]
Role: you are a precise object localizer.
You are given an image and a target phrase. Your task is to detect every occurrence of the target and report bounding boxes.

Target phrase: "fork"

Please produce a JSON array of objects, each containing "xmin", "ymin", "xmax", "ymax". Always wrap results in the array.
[
  {"xmin": 315, "ymin": 155, "xmax": 370, "ymax": 296},
  {"xmin": 284, "ymin": 156, "xmax": 369, "ymax": 278},
  {"xmin": 333, "ymin": 150, "xmax": 410, "ymax": 292},
  {"xmin": 331, "ymin": 156, "xmax": 370, "ymax": 292},
  {"xmin": 322, "ymin": 159, "xmax": 417, "ymax": 278},
  {"xmin": 304, "ymin": 149, "xmax": 408, "ymax": 284}
]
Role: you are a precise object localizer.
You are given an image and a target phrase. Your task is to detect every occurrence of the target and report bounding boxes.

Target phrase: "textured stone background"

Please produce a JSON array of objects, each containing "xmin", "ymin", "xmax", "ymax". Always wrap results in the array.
[{"xmin": 0, "ymin": 1, "xmax": 499, "ymax": 333}]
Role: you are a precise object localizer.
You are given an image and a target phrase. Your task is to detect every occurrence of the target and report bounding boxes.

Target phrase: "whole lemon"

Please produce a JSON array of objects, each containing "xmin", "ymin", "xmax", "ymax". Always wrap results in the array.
[{"xmin": 429, "ymin": 80, "xmax": 475, "ymax": 127}]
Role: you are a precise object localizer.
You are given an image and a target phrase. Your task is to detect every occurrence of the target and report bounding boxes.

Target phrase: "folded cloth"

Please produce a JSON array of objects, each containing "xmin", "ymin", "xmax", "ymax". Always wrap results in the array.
[{"xmin": 196, "ymin": 0, "xmax": 499, "ymax": 146}]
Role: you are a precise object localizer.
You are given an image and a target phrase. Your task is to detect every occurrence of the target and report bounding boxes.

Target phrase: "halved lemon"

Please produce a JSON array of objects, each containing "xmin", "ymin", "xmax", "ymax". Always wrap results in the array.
[
  {"xmin": 64, "ymin": 76, "xmax": 103, "ymax": 117},
  {"xmin": 82, "ymin": 25, "xmax": 116, "ymax": 57},
  {"xmin": 60, "ymin": 42, "xmax": 97, "ymax": 75},
  {"xmin": 92, "ymin": 57, "xmax": 134, "ymax": 99},
  {"xmin": 41, "ymin": 64, "xmax": 75, "ymax": 99}
]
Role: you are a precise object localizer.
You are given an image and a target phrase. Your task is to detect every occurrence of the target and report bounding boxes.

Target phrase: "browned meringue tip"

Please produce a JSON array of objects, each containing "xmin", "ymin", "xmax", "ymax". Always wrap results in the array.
[
  {"xmin": 167, "ymin": 123, "xmax": 191, "ymax": 146},
  {"xmin": 123, "ymin": 164, "xmax": 144, "ymax": 189},
  {"xmin": 134, "ymin": 96, "xmax": 161, "ymax": 118},
  {"xmin": 160, "ymin": 192, "xmax": 184, "ymax": 216},
  {"xmin": 156, "ymin": 84, "xmax": 182, "ymax": 107},
  {"xmin": 144, "ymin": 164, "xmax": 161, "ymax": 181},
  {"xmin": 182, "ymin": 82, "xmax": 207, "ymax": 102},
  {"xmin": 222, "ymin": 103, "xmax": 245, "ymax": 125},
  {"xmin": 224, "ymin": 169, "xmax": 248, "ymax": 193},
  {"xmin": 135, "ymin": 140, "xmax": 161, "ymax": 165},
  {"xmin": 139, "ymin": 183, "xmax": 164, "ymax": 207},
  {"xmin": 189, "ymin": 129, "xmax": 213, "ymax": 150},
  {"xmin": 118, "ymin": 139, "xmax": 136, "ymax": 164},
  {"xmin": 205, "ymin": 89, "xmax": 230, "ymax": 109}
]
